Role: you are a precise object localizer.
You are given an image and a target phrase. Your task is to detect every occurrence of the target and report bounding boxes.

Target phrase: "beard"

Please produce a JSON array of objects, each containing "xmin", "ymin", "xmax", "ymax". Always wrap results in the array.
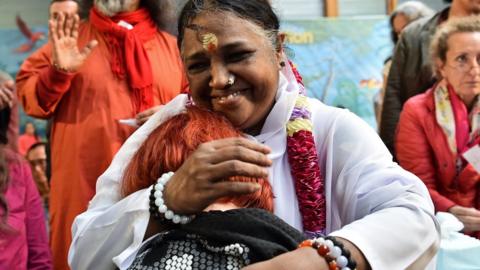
[{"xmin": 94, "ymin": 0, "xmax": 138, "ymax": 17}]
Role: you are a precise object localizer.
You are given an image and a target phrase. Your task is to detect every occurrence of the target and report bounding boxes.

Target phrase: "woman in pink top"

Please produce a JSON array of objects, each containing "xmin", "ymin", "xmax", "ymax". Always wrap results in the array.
[
  {"xmin": 18, "ymin": 122, "xmax": 39, "ymax": 156},
  {"xmin": 0, "ymin": 107, "xmax": 51, "ymax": 269}
]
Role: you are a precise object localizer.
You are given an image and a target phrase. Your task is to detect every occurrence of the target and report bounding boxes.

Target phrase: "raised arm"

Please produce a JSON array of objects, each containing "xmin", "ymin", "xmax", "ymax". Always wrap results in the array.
[{"xmin": 16, "ymin": 13, "xmax": 97, "ymax": 119}]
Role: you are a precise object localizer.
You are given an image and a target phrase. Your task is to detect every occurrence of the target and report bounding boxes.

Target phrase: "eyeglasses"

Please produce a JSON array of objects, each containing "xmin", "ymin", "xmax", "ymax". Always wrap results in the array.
[{"xmin": 448, "ymin": 53, "xmax": 480, "ymax": 73}]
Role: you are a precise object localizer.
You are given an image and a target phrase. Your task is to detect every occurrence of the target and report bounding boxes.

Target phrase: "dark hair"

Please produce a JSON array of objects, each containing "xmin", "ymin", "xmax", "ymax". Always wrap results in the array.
[
  {"xmin": 177, "ymin": 0, "xmax": 280, "ymax": 49},
  {"xmin": 82, "ymin": 0, "xmax": 176, "ymax": 33},
  {"xmin": 26, "ymin": 142, "xmax": 47, "ymax": 157},
  {"xmin": 50, "ymin": 0, "xmax": 81, "ymax": 5}
]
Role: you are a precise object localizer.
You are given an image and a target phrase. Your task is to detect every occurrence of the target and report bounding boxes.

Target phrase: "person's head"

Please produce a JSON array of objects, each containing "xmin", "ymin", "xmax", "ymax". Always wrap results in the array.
[
  {"xmin": 26, "ymin": 142, "xmax": 47, "ymax": 175},
  {"xmin": 94, "ymin": 0, "xmax": 140, "ymax": 16},
  {"xmin": 389, "ymin": 1, "xmax": 434, "ymax": 44},
  {"xmin": 451, "ymin": 0, "xmax": 480, "ymax": 15},
  {"xmin": 122, "ymin": 106, "xmax": 274, "ymax": 212},
  {"xmin": 431, "ymin": 15, "xmax": 480, "ymax": 105},
  {"xmin": 177, "ymin": 0, "xmax": 283, "ymax": 135},
  {"xmin": 50, "ymin": 0, "xmax": 80, "ymax": 18},
  {"xmin": 24, "ymin": 122, "xmax": 36, "ymax": 136},
  {"xmin": 91, "ymin": 0, "xmax": 175, "ymax": 31}
]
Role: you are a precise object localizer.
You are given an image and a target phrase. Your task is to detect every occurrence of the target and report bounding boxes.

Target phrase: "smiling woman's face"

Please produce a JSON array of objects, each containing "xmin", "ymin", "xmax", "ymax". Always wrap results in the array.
[{"xmin": 181, "ymin": 12, "xmax": 282, "ymax": 134}]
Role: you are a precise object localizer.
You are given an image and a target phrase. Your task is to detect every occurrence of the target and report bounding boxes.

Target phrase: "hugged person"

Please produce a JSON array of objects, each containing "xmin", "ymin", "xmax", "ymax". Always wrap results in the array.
[{"xmin": 122, "ymin": 106, "xmax": 307, "ymax": 269}]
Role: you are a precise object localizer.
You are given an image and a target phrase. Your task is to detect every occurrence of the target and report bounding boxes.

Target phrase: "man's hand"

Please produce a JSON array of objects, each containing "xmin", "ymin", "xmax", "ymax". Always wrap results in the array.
[{"xmin": 49, "ymin": 12, "xmax": 97, "ymax": 72}]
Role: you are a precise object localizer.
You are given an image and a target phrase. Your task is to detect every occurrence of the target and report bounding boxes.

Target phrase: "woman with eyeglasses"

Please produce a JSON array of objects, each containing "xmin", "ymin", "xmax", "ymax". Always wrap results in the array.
[{"xmin": 396, "ymin": 15, "xmax": 480, "ymax": 239}]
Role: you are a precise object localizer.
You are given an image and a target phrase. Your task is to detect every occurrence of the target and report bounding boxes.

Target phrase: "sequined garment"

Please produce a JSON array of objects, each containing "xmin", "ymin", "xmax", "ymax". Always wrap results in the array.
[{"xmin": 127, "ymin": 208, "xmax": 305, "ymax": 269}]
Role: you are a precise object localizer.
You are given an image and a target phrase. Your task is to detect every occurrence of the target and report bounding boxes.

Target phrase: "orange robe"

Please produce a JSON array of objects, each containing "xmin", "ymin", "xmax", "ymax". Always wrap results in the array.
[{"xmin": 16, "ymin": 20, "xmax": 187, "ymax": 270}]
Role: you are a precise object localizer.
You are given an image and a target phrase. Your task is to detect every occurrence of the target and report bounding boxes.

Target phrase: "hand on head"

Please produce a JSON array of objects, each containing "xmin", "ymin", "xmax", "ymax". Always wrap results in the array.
[
  {"xmin": 164, "ymin": 137, "xmax": 272, "ymax": 214},
  {"xmin": 123, "ymin": 106, "xmax": 274, "ymax": 215},
  {"xmin": 49, "ymin": 12, "xmax": 98, "ymax": 73}
]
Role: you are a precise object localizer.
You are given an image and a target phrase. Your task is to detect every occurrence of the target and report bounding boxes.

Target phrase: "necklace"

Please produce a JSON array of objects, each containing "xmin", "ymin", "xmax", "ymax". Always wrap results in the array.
[{"xmin": 286, "ymin": 63, "xmax": 326, "ymax": 237}]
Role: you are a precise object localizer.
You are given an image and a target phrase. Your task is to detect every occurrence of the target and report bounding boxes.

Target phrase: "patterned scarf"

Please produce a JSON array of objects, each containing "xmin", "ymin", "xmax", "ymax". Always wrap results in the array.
[
  {"xmin": 90, "ymin": 7, "xmax": 157, "ymax": 113},
  {"xmin": 434, "ymin": 80, "xmax": 480, "ymax": 156}
]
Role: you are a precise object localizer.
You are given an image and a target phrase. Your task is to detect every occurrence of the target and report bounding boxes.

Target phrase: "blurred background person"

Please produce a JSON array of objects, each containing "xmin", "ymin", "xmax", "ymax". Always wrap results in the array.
[
  {"xmin": 50, "ymin": 0, "xmax": 80, "ymax": 18},
  {"xmin": 375, "ymin": 1, "xmax": 434, "ymax": 128},
  {"xmin": 15, "ymin": 0, "xmax": 187, "ymax": 268},
  {"xmin": 380, "ymin": 0, "xmax": 480, "ymax": 157},
  {"xmin": 0, "ymin": 85, "xmax": 51, "ymax": 269},
  {"xmin": 26, "ymin": 142, "xmax": 49, "ymax": 215},
  {"xmin": 18, "ymin": 121, "xmax": 40, "ymax": 156},
  {"xmin": 0, "ymin": 71, "xmax": 19, "ymax": 153},
  {"xmin": 396, "ymin": 16, "xmax": 480, "ymax": 239}
]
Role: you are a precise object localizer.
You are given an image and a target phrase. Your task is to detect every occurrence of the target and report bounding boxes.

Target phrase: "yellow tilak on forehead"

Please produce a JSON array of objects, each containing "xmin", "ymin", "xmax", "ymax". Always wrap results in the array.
[{"xmin": 202, "ymin": 33, "xmax": 218, "ymax": 52}]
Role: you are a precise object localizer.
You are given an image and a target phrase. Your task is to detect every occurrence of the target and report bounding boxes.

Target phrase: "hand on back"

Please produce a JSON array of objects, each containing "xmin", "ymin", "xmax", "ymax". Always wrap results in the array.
[{"xmin": 163, "ymin": 137, "xmax": 272, "ymax": 214}]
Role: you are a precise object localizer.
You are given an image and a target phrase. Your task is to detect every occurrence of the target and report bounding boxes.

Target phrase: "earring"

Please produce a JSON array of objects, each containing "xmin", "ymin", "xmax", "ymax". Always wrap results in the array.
[
  {"xmin": 280, "ymin": 61, "xmax": 286, "ymax": 67},
  {"xmin": 226, "ymin": 74, "xmax": 235, "ymax": 87}
]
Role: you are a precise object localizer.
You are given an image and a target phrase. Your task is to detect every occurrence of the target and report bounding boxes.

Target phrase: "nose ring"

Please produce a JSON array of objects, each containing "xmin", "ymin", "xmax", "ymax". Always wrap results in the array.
[{"xmin": 226, "ymin": 74, "xmax": 235, "ymax": 87}]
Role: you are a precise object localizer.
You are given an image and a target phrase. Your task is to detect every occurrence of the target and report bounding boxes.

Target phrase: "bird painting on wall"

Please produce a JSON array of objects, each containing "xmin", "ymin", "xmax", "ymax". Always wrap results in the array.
[{"xmin": 13, "ymin": 15, "xmax": 45, "ymax": 53}]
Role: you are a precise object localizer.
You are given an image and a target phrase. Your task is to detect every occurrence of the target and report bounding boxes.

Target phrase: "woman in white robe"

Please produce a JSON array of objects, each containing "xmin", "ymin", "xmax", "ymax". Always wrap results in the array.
[{"xmin": 68, "ymin": 1, "xmax": 439, "ymax": 269}]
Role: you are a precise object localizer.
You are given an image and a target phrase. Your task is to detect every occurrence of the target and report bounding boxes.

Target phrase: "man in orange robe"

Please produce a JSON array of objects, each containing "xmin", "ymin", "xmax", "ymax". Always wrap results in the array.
[{"xmin": 16, "ymin": 0, "xmax": 187, "ymax": 269}]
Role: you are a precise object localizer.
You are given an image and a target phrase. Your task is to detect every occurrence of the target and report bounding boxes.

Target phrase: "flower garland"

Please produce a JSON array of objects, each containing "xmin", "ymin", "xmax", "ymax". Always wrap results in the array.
[{"xmin": 286, "ymin": 63, "xmax": 326, "ymax": 238}]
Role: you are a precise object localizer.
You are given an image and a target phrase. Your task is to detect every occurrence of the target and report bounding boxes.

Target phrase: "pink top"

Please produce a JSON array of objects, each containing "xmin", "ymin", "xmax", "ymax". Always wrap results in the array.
[
  {"xmin": 18, "ymin": 134, "xmax": 39, "ymax": 156},
  {"xmin": 0, "ymin": 149, "xmax": 52, "ymax": 269}
]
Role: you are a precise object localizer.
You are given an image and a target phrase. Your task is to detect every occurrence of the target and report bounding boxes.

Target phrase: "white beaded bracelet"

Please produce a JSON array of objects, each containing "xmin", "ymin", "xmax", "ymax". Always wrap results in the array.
[{"xmin": 150, "ymin": 171, "xmax": 193, "ymax": 225}]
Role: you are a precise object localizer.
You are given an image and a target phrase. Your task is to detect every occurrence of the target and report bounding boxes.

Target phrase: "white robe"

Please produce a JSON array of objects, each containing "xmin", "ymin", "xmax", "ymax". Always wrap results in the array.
[{"xmin": 69, "ymin": 75, "xmax": 439, "ymax": 270}]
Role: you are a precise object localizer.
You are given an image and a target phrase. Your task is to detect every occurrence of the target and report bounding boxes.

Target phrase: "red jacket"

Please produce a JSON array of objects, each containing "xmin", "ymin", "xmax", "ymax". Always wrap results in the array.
[{"xmin": 396, "ymin": 88, "xmax": 480, "ymax": 215}]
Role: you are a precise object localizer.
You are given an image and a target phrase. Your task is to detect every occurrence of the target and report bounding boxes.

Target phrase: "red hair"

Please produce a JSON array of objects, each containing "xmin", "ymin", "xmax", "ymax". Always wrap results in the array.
[{"xmin": 122, "ymin": 106, "xmax": 273, "ymax": 212}]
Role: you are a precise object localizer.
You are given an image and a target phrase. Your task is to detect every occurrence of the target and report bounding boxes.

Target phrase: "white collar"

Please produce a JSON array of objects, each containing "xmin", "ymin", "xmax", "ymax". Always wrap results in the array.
[{"xmin": 254, "ymin": 72, "xmax": 299, "ymax": 159}]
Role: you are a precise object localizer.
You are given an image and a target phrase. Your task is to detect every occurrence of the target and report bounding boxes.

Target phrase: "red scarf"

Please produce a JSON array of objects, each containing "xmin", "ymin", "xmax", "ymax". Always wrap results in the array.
[
  {"xmin": 448, "ymin": 85, "xmax": 471, "ymax": 154},
  {"xmin": 90, "ymin": 7, "xmax": 157, "ymax": 113}
]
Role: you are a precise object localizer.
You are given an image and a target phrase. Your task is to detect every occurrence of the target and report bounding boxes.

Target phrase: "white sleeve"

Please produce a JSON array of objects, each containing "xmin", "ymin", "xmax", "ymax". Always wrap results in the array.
[
  {"xmin": 68, "ymin": 94, "xmax": 188, "ymax": 270},
  {"xmin": 317, "ymin": 108, "xmax": 440, "ymax": 270}
]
